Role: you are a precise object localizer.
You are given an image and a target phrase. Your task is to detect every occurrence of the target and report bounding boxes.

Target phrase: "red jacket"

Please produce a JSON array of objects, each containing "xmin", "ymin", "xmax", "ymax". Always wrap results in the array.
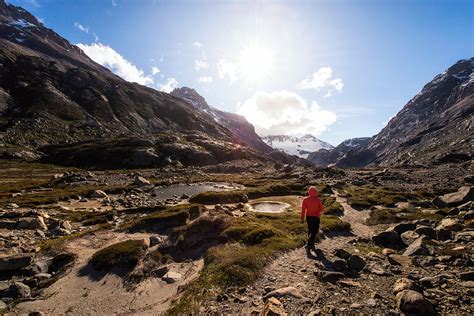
[{"xmin": 301, "ymin": 187, "xmax": 325, "ymax": 220}]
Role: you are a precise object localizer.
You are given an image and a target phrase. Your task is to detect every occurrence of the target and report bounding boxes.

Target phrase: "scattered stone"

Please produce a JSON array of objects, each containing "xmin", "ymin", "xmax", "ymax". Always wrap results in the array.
[
  {"xmin": 0, "ymin": 253, "xmax": 34, "ymax": 271},
  {"xmin": 400, "ymin": 230, "xmax": 420, "ymax": 246},
  {"xmin": 188, "ymin": 205, "xmax": 202, "ymax": 220},
  {"xmin": 334, "ymin": 248, "xmax": 351, "ymax": 259},
  {"xmin": 338, "ymin": 280, "xmax": 362, "ymax": 288},
  {"xmin": 89, "ymin": 190, "xmax": 108, "ymax": 199},
  {"xmin": 396, "ymin": 290, "xmax": 435, "ymax": 315},
  {"xmin": 393, "ymin": 278, "xmax": 415, "ymax": 294},
  {"xmin": 17, "ymin": 216, "xmax": 48, "ymax": 230},
  {"xmin": 350, "ymin": 303, "xmax": 362, "ymax": 309},
  {"xmin": 454, "ymin": 230, "xmax": 474, "ymax": 242},
  {"xmin": 262, "ymin": 297, "xmax": 287, "ymax": 316},
  {"xmin": 152, "ymin": 266, "xmax": 169, "ymax": 278},
  {"xmin": 347, "ymin": 254, "xmax": 366, "ymax": 272},
  {"xmin": 459, "ymin": 271, "xmax": 474, "ymax": 281},
  {"xmin": 414, "ymin": 226, "xmax": 436, "ymax": 239},
  {"xmin": 162, "ymin": 271, "xmax": 182, "ymax": 284},
  {"xmin": 149, "ymin": 235, "xmax": 164, "ymax": 247},
  {"xmin": 372, "ymin": 230, "xmax": 405, "ymax": 250},
  {"xmin": 382, "ymin": 248, "xmax": 396, "ymax": 256},
  {"xmin": 134, "ymin": 176, "xmax": 151, "ymax": 186},
  {"xmin": 314, "ymin": 270, "xmax": 346, "ymax": 283},
  {"xmin": 263, "ymin": 286, "xmax": 304, "ymax": 300},
  {"xmin": 436, "ymin": 218, "xmax": 463, "ymax": 232},
  {"xmin": 388, "ymin": 254, "xmax": 412, "ymax": 267},
  {"xmin": 366, "ymin": 298, "xmax": 377, "ymax": 307},
  {"xmin": 389, "ymin": 222, "xmax": 417, "ymax": 235},
  {"xmin": 0, "ymin": 301, "xmax": 6, "ymax": 310},
  {"xmin": 9, "ymin": 282, "xmax": 31, "ymax": 298},
  {"xmin": 365, "ymin": 262, "xmax": 389, "ymax": 276},
  {"xmin": 403, "ymin": 237, "xmax": 430, "ymax": 257},
  {"xmin": 436, "ymin": 228, "xmax": 453, "ymax": 241}
]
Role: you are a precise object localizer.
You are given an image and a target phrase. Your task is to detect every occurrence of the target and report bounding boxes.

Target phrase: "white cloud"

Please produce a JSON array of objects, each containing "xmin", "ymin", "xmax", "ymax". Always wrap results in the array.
[
  {"xmin": 92, "ymin": 33, "xmax": 99, "ymax": 42},
  {"xmin": 76, "ymin": 42, "xmax": 154, "ymax": 86},
  {"xmin": 151, "ymin": 66, "xmax": 160, "ymax": 75},
  {"xmin": 198, "ymin": 76, "xmax": 213, "ymax": 83},
  {"xmin": 217, "ymin": 59, "xmax": 238, "ymax": 83},
  {"xmin": 193, "ymin": 41, "xmax": 203, "ymax": 48},
  {"xmin": 74, "ymin": 22, "xmax": 89, "ymax": 33},
  {"xmin": 195, "ymin": 60, "xmax": 209, "ymax": 71},
  {"xmin": 112, "ymin": 0, "xmax": 117, "ymax": 7},
  {"xmin": 159, "ymin": 78, "xmax": 178, "ymax": 93},
  {"xmin": 237, "ymin": 91, "xmax": 337, "ymax": 136},
  {"xmin": 298, "ymin": 67, "xmax": 344, "ymax": 97}
]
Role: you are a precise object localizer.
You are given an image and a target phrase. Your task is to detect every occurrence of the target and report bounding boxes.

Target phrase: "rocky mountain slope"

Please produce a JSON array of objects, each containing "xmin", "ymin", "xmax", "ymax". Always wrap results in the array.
[
  {"xmin": 308, "ymin": 137, "xmax": 371, "ymax": 167},
  {"xmin": 171, "ymin": 87, "xmax": 273, "ymax": 154},
  {"xmin": 0, "ymin": 1, "xmax": 282, "ymax": 168},
  {"xmin": 262, "ymin": 134, "xmax": 333, "ymax": 159},
  {"xmin": 308, "ymin": 58, "xmax": 473, "ymax": 167}
]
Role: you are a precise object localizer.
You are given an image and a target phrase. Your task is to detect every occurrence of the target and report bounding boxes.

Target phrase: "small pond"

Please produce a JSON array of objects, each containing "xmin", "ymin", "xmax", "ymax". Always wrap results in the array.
[
  {"xmin": 154, "ymin": 182, "xmax": 244, "ymax": 201},
  {"xmin": 249, "ymin": 201, "xmax": 291, "ymax": 213}
]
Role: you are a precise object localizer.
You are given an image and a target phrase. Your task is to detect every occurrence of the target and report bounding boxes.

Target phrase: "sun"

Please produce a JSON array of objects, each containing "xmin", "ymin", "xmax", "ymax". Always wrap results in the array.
[{"xmin": 238, "ymin": 44, "xmax": 274, "ymax": 83}]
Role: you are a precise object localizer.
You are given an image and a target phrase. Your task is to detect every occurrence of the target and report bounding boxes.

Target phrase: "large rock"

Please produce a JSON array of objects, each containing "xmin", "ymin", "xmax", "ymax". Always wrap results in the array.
[
  {"xmin": 17, "ymin": 216, "xmax": 48, "ymax": 230},
  {"xmin": 396, "ymin": 290, "xmax": 435, "ymax": 315},
  {"xmin": 372, "ymin": 230, "xmax": 405, "ymax": 250},
  {"xmin": 262, "ymin": 297, "xmax": 287, "ymax": 316},
  {"xmin": 433, "ymin": 186, "xmax": 474, "ymax": 208},
  {"xmin": 0, "ymin": 254, "xmax": 34, "ymax": 271},
  {"xmin": 162, "ymin": 271, "xmax": 182, "ymax": 284},
  {"xmin": 436, "ymin": 218, "xmax": 463, "ymax": 232},
  {"xmin": 347, "ymin": 255, "xmax": 366, "ymax": 272},
  {"xmin": 134, "ymin": 176, "xmax": 151, "ymax": 186},
  {"xmin": 403, "ymin": 237, "xmax": 430, "ymax": 256}
]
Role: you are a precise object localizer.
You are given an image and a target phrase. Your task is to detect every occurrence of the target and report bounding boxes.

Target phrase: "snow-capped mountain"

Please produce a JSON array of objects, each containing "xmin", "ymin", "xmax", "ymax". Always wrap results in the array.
[{"xmin": 262, "ymin": 135, "xmax": 334, "ymax": 159}]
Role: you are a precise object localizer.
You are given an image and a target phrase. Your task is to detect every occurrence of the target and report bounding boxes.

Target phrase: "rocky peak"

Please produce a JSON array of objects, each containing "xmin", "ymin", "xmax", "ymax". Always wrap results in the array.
[{"xmin": 171, "ymin": 87, "xmax": 211, "ymax": 112}]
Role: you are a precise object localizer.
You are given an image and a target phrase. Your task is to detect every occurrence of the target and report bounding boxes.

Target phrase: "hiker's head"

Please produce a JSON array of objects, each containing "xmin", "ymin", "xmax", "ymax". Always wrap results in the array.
[{"xmin": 308, "ymin": 186, "xmax": 318, "ymax": 197}]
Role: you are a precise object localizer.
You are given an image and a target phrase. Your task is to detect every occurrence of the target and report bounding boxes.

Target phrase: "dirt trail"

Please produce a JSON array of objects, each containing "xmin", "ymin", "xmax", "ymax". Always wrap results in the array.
[
  {"xmin": 208, "ymin": 192, "xmax": 387, "ymax": 314},
  {"xmin": 14, "ymin": 231, "xmax": 203, "ymax": 315}
]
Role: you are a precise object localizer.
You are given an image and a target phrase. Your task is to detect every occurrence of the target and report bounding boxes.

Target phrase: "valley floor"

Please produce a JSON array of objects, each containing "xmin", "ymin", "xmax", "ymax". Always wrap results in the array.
[{"xmin": 0, "ymin": 159, "xmax": 472, "ymax": 315}]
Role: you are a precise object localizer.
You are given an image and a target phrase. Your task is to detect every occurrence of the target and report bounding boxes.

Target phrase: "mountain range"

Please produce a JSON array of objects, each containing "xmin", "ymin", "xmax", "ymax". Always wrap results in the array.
[
  {"xmin": 0, "ymin": 0, "xmax": 472, "ymax": 169},
  {"xmin": 261, "ymin": 134, "xmax": 333, "ymax": 159}
]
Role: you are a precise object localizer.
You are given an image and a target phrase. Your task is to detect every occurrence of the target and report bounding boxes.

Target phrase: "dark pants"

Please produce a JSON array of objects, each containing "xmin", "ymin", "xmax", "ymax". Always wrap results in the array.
[{"xmin": 306, "ymin": 216, "xmax": 320, "ymax": 249}]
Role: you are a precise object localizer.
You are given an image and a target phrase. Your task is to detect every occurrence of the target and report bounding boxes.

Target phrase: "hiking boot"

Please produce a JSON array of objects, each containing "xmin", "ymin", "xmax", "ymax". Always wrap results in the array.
[{"xmin": 305, "ymin": 246, "xmax": 312, "ymax": 257}]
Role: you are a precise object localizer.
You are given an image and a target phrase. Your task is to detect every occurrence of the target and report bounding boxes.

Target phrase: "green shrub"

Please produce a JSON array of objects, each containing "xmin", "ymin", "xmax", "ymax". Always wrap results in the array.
[{"xmin": 90, "ymin": 239, "xmax": 147, "ymax": 270}]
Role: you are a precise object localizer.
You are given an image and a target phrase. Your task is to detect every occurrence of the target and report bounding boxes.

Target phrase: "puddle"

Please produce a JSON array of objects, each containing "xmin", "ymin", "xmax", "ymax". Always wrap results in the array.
[
  {"xmin": 154, "ymin": 182, "xmax": 244, "ymax": 201},
  {"xmin": 249, "ymin": 201, "xmax": 291, "ymax": 213}
]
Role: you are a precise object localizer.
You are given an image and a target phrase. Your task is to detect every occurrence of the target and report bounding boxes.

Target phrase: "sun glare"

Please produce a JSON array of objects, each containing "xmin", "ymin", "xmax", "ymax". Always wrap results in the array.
[{"xmin": 238, "ymin": 44, "xmax": 274, "ymax": 83}]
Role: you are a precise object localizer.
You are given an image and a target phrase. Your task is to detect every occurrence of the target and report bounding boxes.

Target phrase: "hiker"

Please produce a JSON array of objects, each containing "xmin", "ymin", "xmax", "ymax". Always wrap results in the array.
[{"xmin": 301, "ymin": 186, "xmax": 325, "ymax": 257}]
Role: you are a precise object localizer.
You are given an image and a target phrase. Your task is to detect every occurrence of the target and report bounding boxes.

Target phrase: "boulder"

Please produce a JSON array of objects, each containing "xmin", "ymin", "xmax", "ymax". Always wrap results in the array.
[
  {"xmin": 389, "ymin": 222, "xmax": 417, "ymax": 235},
  {"xmin": 436, "ymin": 218, "xmax": 463, "ymax": 232},
  {"xmin": 396, "ymin": 290, "xmax": 435, "ymax": 315},
  {"xmin": 0, "ymin": 254, "xmax": 34, "ymax": 272},
  {"xmin": 347, "ymin": 255, "xmax": 366, "ymax": 272},
  {"xmin": 400, "ymin": 231, "xmax": 420, "ymax": 246},
  {"xmin": 433, "ymin": 186, "xmax": 474, "ymax": 208},
  {"xmin": 17, "ymin": 216, "xmax": 48, "ymax": 230},
  {"xmin": 393, "ymin": 278, "xmax": 415, "ymax": 294},
  {"xmin": 372, "ymin": 230, "xmax": 405, "ymax": 250},
  {"xmin": 403, "ymin": 237, "xmax": 430, "ymax": 257},
  {"xmin": 414, "ymin": 226, "xmax": 437, "ymax": 239},
  {"xmin": 9, "ymin": 282, "xmax": 31, "ymax": 298}
]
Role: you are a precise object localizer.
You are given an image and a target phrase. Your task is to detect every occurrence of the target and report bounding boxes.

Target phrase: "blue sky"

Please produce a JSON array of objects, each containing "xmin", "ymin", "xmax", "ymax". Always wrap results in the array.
[{"xmin": 8, "ymin": 0, "xmax": 473, "ymax": 145}]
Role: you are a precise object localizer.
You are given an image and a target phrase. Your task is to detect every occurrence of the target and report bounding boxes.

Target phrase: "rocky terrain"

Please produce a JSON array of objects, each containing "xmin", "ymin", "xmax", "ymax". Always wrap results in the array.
[
  {"xmin": 0, "ymin": 158, "xmax": 471, "ymax": 315},
  {"xmin": 308, "ymin": 137, "xmax": 371, "ymax": 167}
]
